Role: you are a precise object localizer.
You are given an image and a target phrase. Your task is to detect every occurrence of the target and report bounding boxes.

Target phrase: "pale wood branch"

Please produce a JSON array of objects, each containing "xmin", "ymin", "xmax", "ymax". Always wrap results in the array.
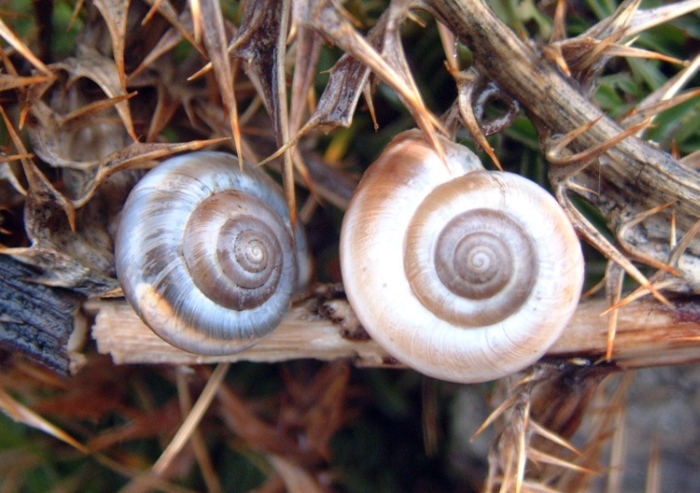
[
  {"xmin": 91, "ymin": 292, "xmax": 700, "ymax": 373},
  {"xmin": 90, "ymin": 292, "xmax": 394, "ymax": 368}
]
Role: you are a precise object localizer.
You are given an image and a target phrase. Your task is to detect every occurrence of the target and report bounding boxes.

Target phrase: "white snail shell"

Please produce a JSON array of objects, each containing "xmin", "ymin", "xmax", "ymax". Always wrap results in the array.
[
  {"xmin": 115, "ymin": 152, "xmax": 311, "ymax": 355},
  {"xmin": 340, "ymin": 130, "xmax": 584, "ymax": 383}
]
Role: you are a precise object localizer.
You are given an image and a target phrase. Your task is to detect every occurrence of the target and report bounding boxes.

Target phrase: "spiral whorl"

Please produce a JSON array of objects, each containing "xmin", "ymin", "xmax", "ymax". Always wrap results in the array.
[
  {"xmin": 406, "ymin": 201, "xmax": 537, "ymax": 328},
  {"xmin": 340, "ymin": 131, "xmax": 584, "ymax": 383},
  {"xmin": 181, "ymin": 191, "xmax": 286, "ymax": 311},
  {"xmin": 115, "ymin": 152, "xmax": 309, "ymax": 355}
]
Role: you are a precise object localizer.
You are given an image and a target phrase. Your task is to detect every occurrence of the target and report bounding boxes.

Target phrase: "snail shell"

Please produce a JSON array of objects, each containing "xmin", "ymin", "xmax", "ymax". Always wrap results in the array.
[
  {"xmin": 340, "ymin": 131, "xmax": 584, "ymax": 383},
  {"xmin": 115, "ymin": 152, "xmax": 311, "ymax": 355}
]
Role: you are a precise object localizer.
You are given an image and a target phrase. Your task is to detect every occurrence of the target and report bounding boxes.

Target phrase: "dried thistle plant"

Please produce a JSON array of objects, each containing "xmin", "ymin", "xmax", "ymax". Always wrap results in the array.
[{"xmin": 0, "ymin": 0, "xmax": 698, "ymax": 491}]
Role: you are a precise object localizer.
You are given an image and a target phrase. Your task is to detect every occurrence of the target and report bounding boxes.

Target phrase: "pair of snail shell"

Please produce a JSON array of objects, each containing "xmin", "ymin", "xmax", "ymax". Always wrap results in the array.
[{"xmin": 115, "ymin": 132, "xmax": 583, "ymax": 383}]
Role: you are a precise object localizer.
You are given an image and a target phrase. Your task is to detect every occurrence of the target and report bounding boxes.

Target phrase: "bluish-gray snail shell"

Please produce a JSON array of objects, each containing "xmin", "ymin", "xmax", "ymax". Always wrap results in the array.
[
  {"xmin": 340, "ymin": 130, "xmax": 584, "ymax": 383},
  {"xmin": 115, "ymin": 152, "xmax": 311, "ymax": 355}
]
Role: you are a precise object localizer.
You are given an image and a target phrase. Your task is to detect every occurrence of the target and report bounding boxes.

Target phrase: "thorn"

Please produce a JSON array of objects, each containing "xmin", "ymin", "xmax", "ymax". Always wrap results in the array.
[
  {"xmin": 0, "ymin": 386, "xmax": 88, "ymax": 453},
  {"xmin": 190, "ymin": 0, "xmax": 203, "ymax": 44},
  {"xmin": 471, "ymin": 392, "xmax": 520, "ymax": 442},
  {"xmin": 454, "ymin": 72, "xmax": 503, "ymax": 170},
  {"xmin": 230, "ymin": 59, "xmax": 244, "ymax": 168},
  {"xmin": 604, "ymin": 218, "xmax": 700, "ymax": 316},
  {"xmin": 604, "ymin": 262, "xmax": 624, "ymax": 360},
  {"xmin": 530, "ymin": 420, "xmax": 582, "ymax": 456},
  {"xmin": 527, "ymin": 448, "xmax": 595, "ymax": 473},
  {"xmin": 623, "ymin": 88, "xmax": 700, "ymax": 129},
  {"xmin": 143, "ymin": 0, "xmax": 165, "ymax": 25},
  {"xmin": 558, "ymin": 189, "xmax": 674, "ymax": 309},
  {"xmin": 617, "ymin": 200, "xmax": 683, "ymax": 276},
  {"xmin": 547, "ymin": 116, "xmax": 604, "ymax": 163},
  {"xmin": 548, "ymin": 117, "xmax": 651, "ymax": 169}
]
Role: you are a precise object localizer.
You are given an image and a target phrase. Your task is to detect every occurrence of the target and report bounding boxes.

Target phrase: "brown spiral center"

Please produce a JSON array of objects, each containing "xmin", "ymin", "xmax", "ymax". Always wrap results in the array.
[
  {"xmin": 437, "ymin": 227, "xmax": 513, "ymax": 300},
  {"xmin": 405, "ymin": 206, "xmax": 538, "ymax": 327},
  {"xmin": 183, "ymin": 192, "xmax": 286, "ymax": 312},
  {"xmin": 217, "ymin": 217, "xmax": 282, "ymax": 303}
]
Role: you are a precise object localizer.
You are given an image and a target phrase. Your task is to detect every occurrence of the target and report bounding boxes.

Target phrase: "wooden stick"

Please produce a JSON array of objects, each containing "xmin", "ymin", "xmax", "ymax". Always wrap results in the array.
[
  {"xmin": 91, "ymin": 290, "xmax": 700, "ymax": 372},
  {"xmin": 0, "ymin": 255, "xmax": 86, "ymax": 375},
  {"xmin": 90, "ymin": 289, "xmax": 395, "ymax": 368}
]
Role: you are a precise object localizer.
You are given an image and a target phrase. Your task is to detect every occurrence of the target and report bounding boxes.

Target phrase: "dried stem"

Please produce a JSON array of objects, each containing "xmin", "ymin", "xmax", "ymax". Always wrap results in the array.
[
  {"xmin": 427, "ymin": 0, "xmax": 699, "ymax": 224},
  {"xmin": 91, "ymin": 292, "xmax": 700, "ymax": 372},
  {"xmin": 427, "ymin": 0, "xmax": 700, "ymax": 293}
]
